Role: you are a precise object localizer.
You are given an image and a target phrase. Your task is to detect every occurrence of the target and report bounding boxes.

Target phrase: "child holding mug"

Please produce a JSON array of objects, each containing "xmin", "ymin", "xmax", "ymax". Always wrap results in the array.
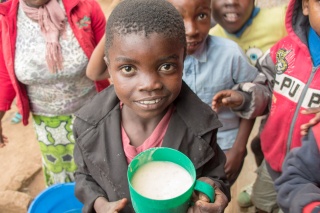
[{"xmin": 73, "ymin": 0, "xmax": 230, "ymax": 212}]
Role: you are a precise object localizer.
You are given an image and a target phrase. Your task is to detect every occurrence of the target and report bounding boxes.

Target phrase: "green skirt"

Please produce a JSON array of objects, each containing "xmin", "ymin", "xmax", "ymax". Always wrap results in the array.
[{"xmin": 32, "ymin": 114, "xmax": 77, "ymax": 186}]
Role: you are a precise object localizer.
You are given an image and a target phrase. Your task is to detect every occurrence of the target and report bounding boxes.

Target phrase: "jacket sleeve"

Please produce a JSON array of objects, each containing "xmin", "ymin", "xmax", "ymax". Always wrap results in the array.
[
  {"xmin": 0, "ymin": 16, "xmax": 16, "ymax": 111},
  {"xmin": 231, "ymin": 50, "xmax": 275, "ymax": 119},
  {"xmin": 201, "ymin": 129, "xmax": 231, "ymax": 201},
  {"xmin": 73, "ymin": 118, "xmax": 108, "ymax": 213},
  {"xmin": 275, "ymin": 128, "xmax": 320, "ymax": 213}
]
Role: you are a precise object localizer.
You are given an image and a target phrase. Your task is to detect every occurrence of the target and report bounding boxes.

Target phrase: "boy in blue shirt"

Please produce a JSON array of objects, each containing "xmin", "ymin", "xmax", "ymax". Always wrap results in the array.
[{"xmin": 167, "ymin": 0, "xmax": 258, "ymax": 185}]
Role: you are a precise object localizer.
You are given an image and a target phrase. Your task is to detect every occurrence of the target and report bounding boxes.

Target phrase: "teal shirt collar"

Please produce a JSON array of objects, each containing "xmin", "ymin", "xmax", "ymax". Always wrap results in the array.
[{"xmin": 308, "ymin": 27, "xmax": 320, "ymax": 67}]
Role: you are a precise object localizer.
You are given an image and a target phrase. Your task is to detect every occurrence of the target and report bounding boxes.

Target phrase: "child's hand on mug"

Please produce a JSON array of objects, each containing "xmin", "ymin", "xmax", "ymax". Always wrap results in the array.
[
  {"xmin": 94, "ymin": 197, "xmax": 127, "ymax": 213},
  {"xmin": 187, "ymin": 177, "xmax": 228, "ymax": 213}
]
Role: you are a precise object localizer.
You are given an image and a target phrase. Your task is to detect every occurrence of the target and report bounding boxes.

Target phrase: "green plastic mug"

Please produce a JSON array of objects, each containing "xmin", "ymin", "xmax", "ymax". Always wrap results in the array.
[{"xmin": 127, "ymin": 147, "xmax": 215, "ymax": 213}]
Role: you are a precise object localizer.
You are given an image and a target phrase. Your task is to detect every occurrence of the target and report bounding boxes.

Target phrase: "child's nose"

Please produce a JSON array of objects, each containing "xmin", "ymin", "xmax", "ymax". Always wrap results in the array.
[
  {"xmin": 139, "ymin": 72, "xmax": 163, "ymax": 91},
  {"xmin": 184, "ymin": 19, "xmax": 198, "ymax": 36}
]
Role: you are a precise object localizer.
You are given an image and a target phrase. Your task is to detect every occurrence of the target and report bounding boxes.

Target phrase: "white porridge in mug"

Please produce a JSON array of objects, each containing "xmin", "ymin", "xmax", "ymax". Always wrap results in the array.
[{"xmin": 131, "ymin": 161, "xmax": 193, "ymax": 200}]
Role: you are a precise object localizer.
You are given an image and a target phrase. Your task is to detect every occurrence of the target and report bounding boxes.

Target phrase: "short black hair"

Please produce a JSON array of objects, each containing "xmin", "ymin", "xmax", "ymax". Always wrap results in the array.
[{"xmin": 105, "ymin": 0, "xmax": 186, "ymax": 57}]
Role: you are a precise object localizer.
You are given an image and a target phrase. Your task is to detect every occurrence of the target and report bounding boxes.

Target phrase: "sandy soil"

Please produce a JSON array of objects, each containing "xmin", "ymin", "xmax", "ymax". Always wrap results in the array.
[{"xmin": 0, "ymin": 104, "xmax": 45, "ymax": 202}]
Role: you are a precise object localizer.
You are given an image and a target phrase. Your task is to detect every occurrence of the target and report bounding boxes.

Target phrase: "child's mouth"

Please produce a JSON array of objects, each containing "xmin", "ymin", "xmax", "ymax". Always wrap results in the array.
[
  {"xmin": 186, "ymin": 42, "xmax": 200, "ymax": 54},
  {"xmin": 187, "ymin": 41, "xmax": 200, "ymax": 47},
  {"xmin": 224, "ymin": 13, "xmax": 239, "ymax": 22},
  {"xmin": 137, "ymin": 98, "xmax": 163, "ymax": 105}
]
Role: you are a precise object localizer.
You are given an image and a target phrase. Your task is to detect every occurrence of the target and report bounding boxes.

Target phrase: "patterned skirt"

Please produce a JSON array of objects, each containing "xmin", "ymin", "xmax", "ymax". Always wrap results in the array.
[{"xmin": 32, "ymin": 114, "xmax": 77, "ymax": 186}]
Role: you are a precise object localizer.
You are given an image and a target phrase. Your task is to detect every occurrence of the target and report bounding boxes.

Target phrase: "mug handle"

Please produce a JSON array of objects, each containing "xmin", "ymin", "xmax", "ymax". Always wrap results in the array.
[{"xmin": 193, "ymin": 180, "xmax": 215, "ymax": 203}]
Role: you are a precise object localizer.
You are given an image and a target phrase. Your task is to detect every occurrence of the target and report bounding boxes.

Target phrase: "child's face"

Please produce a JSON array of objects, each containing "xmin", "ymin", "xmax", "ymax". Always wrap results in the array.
[
  {"xmin": 211, "ymin": 0, "xmax": 254, "ymax": 34},
  {"xmin": 168, "ymin": 0, "xmax": 211, "ymax": 55},
  {"xmin": 302, "ymin": 0, "xmax": 320, "ymax": 36},
  {"xmin": 106, "ymin": 33, "xmax": 184, "ymax": 120}
]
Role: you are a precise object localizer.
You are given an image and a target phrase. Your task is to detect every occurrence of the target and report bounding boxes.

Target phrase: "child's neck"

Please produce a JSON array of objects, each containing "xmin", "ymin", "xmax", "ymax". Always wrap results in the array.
[{"xmin": 121, "ymin": 105, "xmax": 168, "ymax": 147}]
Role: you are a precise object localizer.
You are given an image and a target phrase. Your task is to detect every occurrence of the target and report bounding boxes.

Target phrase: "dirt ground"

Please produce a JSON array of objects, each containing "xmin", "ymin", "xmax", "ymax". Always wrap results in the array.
[{"xmin": 0, "ymin": 104, "xmax": 46, "ymax": 212}]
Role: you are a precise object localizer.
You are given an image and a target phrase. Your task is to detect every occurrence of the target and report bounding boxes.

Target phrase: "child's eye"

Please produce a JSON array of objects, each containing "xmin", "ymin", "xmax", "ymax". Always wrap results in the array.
[
  {"xmin": 120, "ymin": 65, "xmax": 136, "ymax": 74},
  {"xmin": 198, "ymin": 13, "xmax": 208, "ymax": 20},
  {"xmin": 159, "ymin": 63, "xmax": 175, "ymax": 73}
]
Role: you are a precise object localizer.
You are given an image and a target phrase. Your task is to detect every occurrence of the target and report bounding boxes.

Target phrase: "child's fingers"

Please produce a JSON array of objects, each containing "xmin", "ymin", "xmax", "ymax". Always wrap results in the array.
[
  {"xmin": 301, "ymin": 107, "xmax": 320, "ymax": 115},
  {"xmin": 300, "ymin": 114, "xmax": 320, "ymax": 135},
  {"xmin": 114, "ymin": 198, "xmax": 127, "ymax": 212},
  {"xmin": 195, "ymin": 200, "xmax": 224, "ymax": 213},
  {"xmin": 199, "ymin": 192, "xmax": 210, "ymax": 202}
]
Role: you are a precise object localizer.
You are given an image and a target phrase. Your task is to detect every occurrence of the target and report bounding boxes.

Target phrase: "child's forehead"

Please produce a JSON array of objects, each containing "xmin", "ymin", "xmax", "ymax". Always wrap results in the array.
[
  {"xmin": 113, "ymin": 32, "xmax": 181, "ymax": 45},
  {"xmin": 107, "ymin": 32, "xmax": 185, "ymax": 56},
  {"xmin": 213, "ymin": 0, "xmax": 253, "ymax": 3}
]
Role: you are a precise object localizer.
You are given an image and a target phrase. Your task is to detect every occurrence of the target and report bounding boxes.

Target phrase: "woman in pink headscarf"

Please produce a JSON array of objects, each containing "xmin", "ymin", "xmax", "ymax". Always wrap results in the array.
[{"xmin": 0, "ymin": 0, "xmax": 109, "ymax": 186}]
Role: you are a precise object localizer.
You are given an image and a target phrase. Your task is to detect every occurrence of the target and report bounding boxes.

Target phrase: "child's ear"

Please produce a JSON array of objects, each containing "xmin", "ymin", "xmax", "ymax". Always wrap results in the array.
[
  {"xmin": 104, "ymin": 56, "xmax": 111, "ymax": 79},
  {"xmin": 105, "ymin": 67, "xmax": 111, "ymax": 79},
  {"xmin": 302, "ymin": 0, "xmax": 309, "ymax": 16}
]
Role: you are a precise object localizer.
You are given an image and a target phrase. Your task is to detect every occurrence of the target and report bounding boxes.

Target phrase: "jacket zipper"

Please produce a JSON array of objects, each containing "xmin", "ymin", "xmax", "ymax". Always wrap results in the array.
[{"xmin": 286, "ymin": 65, "xmax": 319, "ymax": 153}]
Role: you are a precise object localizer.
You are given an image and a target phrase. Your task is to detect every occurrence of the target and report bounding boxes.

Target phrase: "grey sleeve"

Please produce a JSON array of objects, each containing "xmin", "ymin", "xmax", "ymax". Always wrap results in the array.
[
  {"xmin": 73, "ymin": 118, "xmax": 108, "ymax": 213},
  {"xmin": 231, "ymin": 50, "xmax": 275, "ymax": 119}
]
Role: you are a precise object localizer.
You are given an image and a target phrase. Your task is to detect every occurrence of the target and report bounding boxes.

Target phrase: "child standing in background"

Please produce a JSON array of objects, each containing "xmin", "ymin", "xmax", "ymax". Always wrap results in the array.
[
  {"xmin": 212, "ymin": 0, "xmax": 320, "ymax": 212},
  {"xmin": 275, "ymin": 123, "xmax": 320, "ymax": 213},
  {"xmin": 167, "ymin": 0, "xmax": 258, "ymax": 186},
  {"xmin": 210, "ymin": 0, "xmax": 287, "ymax": 66},
  {"xmin": 73, "ymin": 0, "xmax": 230, "ymax": 212},
  {"xmin": 209, "ymin": 1, "xmax": 288, "ymax": 207}
]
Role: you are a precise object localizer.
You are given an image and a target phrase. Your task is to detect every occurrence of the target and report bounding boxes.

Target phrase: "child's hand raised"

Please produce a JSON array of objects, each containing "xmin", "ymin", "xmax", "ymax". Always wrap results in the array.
[
  {"xmin": 212, "ymin": 90, "xmax": 244, "ymax": 112},
  {"xmin": 300, "ymin": 107, "xmax": 320, "ymax": 136},
  {"xmin": 187, "ymin": 177, "xmax": 228, "ymax": 213},
  {"xmin": 94, "ymin": 197, "xmax": 127, "ymax": 213}
]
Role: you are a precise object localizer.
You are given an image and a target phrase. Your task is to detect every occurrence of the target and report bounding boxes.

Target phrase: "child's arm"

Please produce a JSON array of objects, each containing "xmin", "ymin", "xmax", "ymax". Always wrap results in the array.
[
  {"xmin": 74, "ymin": 142, "xmax": 127, "ymax": 213},
  {"xmin": 213, "ymin": 51, "xmax": 276, "ymax": 119},
  {"xmin": 73, "ymin": 124, "xmax": 127, "ymax": 213},
  {"xmin": 73, "ymin": 143, "xmax": 110, "ymax": 211},
  {"xmin": 275, "ymin": 125, "xmax": 320, "ymax": 213},
  {"xmin": 187, "ymin": 133, "xmax": 230, "ymax": 212},
  {"xmin": 86, "ymin": 34, "xmax": 110, "ymax": 81},
  {"xmin": 212, "ymin": 89, "xmax": 245, "ymax": 111},
  {"xmin": 224, "ymin": 118, "xmax": 255, "ymax": 183}
]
